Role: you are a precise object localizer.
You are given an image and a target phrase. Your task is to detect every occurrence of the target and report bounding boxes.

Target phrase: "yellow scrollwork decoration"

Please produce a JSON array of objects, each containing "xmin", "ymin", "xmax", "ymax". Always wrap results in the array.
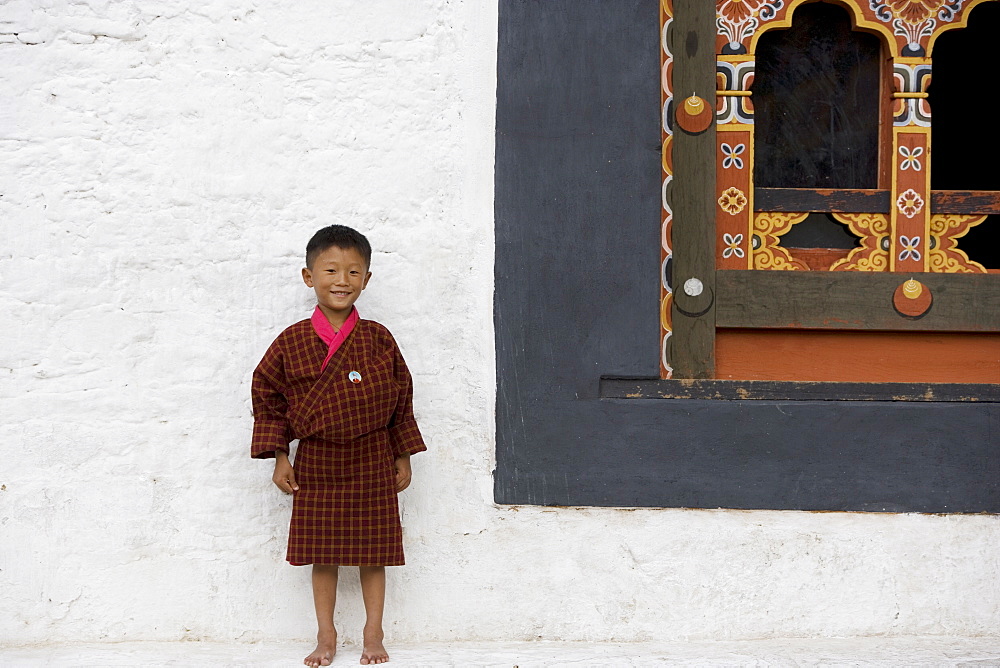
[
  {"xmin": 830, "ymin": 213, "xmax": 890, "ymax": 272},
  {"xmin": 751, "ymin": 212, "xmax": 809, "ymax": 270},
  {"xmin": 928, "ymin": 214, "xmax": 987, "ymax": 273}
]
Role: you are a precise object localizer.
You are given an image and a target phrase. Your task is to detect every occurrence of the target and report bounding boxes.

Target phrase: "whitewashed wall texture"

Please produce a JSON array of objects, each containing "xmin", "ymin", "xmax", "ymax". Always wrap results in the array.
[{"xmin": 1, "ymin": 0, "xmax": 997, "ymax": 648}]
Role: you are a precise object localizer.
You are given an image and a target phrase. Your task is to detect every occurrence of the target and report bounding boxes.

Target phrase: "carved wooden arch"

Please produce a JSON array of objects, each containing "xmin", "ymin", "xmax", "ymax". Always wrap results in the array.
[
  {"xmin": 716, "ymin": 0, "xmax": 1000, "ymax": 59},
  {"xmin": 713, "ymin": 0, "xmax": 895, "ymax": 277},
  {"xmin": 746, "ymin": 0, "xmax": 896, "ymax": 57},
  {"xmin": 746, "ymin": 1, "xmax": 891, "ymax": 270}
]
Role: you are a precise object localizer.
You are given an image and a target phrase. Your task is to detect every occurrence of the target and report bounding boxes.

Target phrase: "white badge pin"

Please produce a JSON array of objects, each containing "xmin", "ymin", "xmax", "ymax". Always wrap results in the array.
[{"xmin": 349, "ymin": 371, "xmax": 362, "ymax": 384}]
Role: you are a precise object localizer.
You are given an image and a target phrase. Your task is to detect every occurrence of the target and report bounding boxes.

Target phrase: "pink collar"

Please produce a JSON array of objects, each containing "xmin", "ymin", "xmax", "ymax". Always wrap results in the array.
[{"xmin": 310, "ymin": 306, "xmax": 359, "ymax": 371}]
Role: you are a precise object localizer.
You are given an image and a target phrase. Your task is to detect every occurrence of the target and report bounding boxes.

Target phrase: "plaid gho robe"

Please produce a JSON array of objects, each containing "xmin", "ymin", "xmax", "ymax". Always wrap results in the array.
[{"xmin": 252, "ymin": 315, "xmax": 426, "ymax": 566}]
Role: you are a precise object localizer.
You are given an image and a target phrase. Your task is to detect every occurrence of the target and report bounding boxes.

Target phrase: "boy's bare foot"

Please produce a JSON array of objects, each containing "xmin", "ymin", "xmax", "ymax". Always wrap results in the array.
[
  {"xmin": 360, "ymin": 627, "xmax": 388, "ymax": 665},
  {"xmin": 305, "ymin": 629, "xmax": 337, "ymax": 667}
]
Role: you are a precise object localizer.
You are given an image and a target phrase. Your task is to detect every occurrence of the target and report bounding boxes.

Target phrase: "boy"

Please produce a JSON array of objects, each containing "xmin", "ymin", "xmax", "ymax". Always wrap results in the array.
[{"xmin": 251, "ymin": 225, "xmax": 426, "ymax": 666}]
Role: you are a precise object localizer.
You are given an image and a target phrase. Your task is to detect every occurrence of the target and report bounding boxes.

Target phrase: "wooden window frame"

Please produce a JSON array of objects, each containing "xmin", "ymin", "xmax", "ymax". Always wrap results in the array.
[{"xmin": 654, "ymin": 0, "xmax": 1000, "ymax": 394}]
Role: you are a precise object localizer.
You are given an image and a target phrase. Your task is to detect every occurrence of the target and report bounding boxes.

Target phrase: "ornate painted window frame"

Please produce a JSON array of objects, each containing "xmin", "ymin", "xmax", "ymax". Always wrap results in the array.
[{"xmin": 655, "ymin": 0, "xmax": 1000, "ymax": 394}]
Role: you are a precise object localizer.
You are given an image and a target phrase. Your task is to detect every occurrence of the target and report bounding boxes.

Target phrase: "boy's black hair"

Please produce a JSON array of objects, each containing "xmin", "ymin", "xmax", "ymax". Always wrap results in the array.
[{"xmin": 305, "ymin": 225, "xmax": 372, "ymax": 269}]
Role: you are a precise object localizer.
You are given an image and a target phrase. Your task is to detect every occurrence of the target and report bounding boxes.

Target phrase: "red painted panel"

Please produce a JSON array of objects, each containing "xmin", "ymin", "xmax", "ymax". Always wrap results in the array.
[{"xmin": 717, "ymin": 329, "xmax": 1000, "ymax": 383}]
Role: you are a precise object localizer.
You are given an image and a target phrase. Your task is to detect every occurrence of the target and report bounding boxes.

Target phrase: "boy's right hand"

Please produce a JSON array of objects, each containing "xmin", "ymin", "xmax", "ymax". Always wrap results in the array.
[{"xmin": 272, "ymin": 451, "xmax": 299, "ymax": 494}]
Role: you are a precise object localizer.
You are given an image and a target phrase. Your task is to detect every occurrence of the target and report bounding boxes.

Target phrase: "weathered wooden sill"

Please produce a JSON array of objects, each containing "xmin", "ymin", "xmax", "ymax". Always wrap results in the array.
[
  {"xmin": 716, "ymin": 271, "xmax": 1000, "ymax": 331},
  {"xmin": 599, "ymin": 378, "xmax": 1000, "ymax": 402}
]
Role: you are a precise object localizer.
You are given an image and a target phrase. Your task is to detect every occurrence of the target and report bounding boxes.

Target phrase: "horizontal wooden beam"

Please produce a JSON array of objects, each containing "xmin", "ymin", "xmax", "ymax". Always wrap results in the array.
[
  {"xmin": 715, "ymin": 270, "xmax": 1000, "ymax": 331},
  {"xmin": 754, "ymin": 188, "xmax": 1000, "ymax": 215},
  {"xmin": 755, "ymin": 188, "xmax": 890, "ymax": 213},
  {"xmin": 599, "ymin": 377, "xmax": 1000, "ymax": 402},
  {"xmin": 931, "ymin": 190, "xmax": 1000, "ymax": 215}
]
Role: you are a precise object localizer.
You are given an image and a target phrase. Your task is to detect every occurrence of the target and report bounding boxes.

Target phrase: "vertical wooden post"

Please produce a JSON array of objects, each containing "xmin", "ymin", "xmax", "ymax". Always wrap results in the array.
[{"xmin": 669, "ymin": 0, "xmax": 717, "ymax": 378}]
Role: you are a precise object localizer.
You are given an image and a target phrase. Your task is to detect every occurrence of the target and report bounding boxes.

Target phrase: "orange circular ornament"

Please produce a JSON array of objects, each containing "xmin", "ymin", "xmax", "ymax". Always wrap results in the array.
[
  {"xmin": 675, "ymin": 95, "xmax": 713, "ymax": 134},
  {"xmin": 893, "ymin": 279, "xmax": 932, "ymax": 318}
]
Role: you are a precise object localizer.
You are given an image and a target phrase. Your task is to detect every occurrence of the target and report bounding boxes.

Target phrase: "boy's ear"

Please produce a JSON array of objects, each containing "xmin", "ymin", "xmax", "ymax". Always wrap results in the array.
[
  {"xmin": 302, "ymin": 267, "xmax": 314, "ymax": 287},
  {"xmin": 362, "ymin": 271, "xmax": 372, "ymax": 289}
]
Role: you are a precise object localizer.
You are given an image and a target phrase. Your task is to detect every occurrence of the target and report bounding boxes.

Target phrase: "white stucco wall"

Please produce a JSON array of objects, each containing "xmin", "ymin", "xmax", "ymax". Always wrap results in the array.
[{"xmin": 1, "ymin": 0, "xmax": 997, "ymax": 648}]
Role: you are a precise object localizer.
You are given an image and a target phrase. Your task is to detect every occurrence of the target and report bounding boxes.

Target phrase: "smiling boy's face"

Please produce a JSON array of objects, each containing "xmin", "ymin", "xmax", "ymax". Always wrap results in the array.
[{"xmin": 302, "ymin": 245, "xmax": 372, "ymax": 327}]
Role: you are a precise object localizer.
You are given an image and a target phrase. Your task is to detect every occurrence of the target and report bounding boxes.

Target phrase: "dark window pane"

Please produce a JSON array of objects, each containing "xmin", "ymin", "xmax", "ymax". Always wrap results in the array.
[
  {"xmin": 929, "ymin": 2, "xmax": 1000, "ymax": 191},
  {"xmin": 959, "ymin": 216, "xmax": 1000, "ymax": 269},
  {"xmin": 779, "ymin": 213, "xmax": 861, "ymax": 249},
  {"xmin": 753, "ymin": 4, "xmax": 881, "ymax": 188}
]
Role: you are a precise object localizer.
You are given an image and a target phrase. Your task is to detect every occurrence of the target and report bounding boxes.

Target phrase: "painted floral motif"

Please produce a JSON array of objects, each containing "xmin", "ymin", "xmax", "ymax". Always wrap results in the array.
[
  {"xmin": 886, "ymin": 0, "xmax": 945, "ymax": 23},
  {"xmin": 719, "ymin": 0, "xmax": 766, "ymax": 23},
  {"xmin": 718, "ymin": 187, "xmax": 748, "ymax": 215},
  {"xmin": 898, "ymin": 235, "xmax": 922, "ymax": 262},
  {"xmin": 723, "ymin": 233, "xmax": 745, "ymax": 259},
  {"xmin": 899, "ymin": 145, "xmax": 923, "ymax": 171},
  {"xmin": 871, "ymin": 0, "xmax": 963, "ymax": 53},
  {"xmin": 896, "ymin": 188, "xmax": 925, "ymax": 218},
  {"xmin": 716, "ymin": 0, "xmax": 783, "ymax": 53},
  {"xmin": 721, "ymin": 143, "xmax": 746, "ymax": 169}
]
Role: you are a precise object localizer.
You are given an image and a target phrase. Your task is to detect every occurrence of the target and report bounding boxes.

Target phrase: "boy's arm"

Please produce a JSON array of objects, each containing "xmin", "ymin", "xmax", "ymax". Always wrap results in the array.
[
  {"xmin": 250, "ymin": 345, "xmax": 292, "ymax": 460},
  {"xmin": 386, "ymin": 339, "xmax": 427, "ymax": 459}
]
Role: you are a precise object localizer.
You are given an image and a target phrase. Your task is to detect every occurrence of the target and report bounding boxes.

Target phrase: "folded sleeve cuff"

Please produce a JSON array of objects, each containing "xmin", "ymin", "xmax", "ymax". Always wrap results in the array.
[
  {"xmin": 389, "ymin": 419, "xmax": 426, "ymax": 458},
  {"xmin": 251, "ymin": 418, "xmax": 291, "ymax": 459}
]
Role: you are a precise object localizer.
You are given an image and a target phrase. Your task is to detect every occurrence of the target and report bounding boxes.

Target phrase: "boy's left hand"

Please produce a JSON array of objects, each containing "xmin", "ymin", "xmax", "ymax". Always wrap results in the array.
[{"xmin": 394, "ymin": 455, "xmax": 412, "ymax": 492}]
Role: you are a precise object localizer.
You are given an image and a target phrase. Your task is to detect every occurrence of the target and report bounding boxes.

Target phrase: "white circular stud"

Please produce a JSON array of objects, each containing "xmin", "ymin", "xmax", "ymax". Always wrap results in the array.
[{"xmin": 683, "ymin": 278, "xmax": 703, "ymax": 297}]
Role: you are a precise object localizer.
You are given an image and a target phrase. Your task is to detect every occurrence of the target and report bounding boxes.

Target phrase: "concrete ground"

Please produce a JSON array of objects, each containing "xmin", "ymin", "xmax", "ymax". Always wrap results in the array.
[{"xmin": 1, "ymin": 637, "xmax": 999, "ymax": 667}]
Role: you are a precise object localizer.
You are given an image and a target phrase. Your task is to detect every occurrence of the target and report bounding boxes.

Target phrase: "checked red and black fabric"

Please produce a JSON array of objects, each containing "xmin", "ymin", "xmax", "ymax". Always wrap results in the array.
[{"xmin": 251, "ymin": 318, "xmax": 426, "ymax": 566}]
